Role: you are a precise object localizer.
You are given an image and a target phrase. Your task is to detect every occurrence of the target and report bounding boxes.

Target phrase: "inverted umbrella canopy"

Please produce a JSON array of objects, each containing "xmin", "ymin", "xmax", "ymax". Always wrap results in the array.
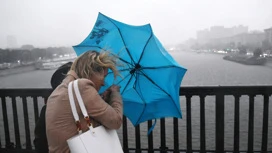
[{"xmin": 73, "ymin": 12, "xmax": 187, "ymax": 126}]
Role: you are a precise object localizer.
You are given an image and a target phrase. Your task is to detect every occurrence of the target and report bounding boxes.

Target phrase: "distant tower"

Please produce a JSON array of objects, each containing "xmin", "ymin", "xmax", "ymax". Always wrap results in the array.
[{"xmin": 7, "ymin": 35, "xmax": 18, "ymax": 49}]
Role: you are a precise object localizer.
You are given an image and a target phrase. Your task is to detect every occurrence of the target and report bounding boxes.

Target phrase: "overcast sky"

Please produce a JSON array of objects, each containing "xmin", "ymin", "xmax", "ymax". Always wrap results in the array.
[{"xmin": 0, "ymin": 0, "xmax": 272, "ymax": 48}]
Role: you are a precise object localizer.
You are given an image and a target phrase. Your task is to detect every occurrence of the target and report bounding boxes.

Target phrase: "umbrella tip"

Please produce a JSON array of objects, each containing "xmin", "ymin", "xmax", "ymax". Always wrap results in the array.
[
  {"xmin": 98, "ymin": 12, "xmax": 105, "ymax": 16},
  {"xmin": 145, "ymin": 23, "xmax": 153, "ymax": 31}
]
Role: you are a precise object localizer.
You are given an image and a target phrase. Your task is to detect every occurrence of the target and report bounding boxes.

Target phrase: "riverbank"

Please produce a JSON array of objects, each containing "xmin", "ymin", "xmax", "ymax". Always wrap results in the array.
[
  {"xmin": 0, "ymin": 57, "xmax": 75, "ymax": 77},
  {"xmin": 223, "ymin": 54, "xmax": 267, "ymax": 65},
  {"xmin": 0, "ymin": 64, "xmax": 36, "ymax": 77}
]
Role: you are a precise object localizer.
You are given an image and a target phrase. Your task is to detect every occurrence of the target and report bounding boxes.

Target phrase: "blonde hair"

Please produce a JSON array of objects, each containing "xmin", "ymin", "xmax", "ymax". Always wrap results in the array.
[{"xmin": 70, "ymin": 50, "xmax": 120, "ymax": 80}]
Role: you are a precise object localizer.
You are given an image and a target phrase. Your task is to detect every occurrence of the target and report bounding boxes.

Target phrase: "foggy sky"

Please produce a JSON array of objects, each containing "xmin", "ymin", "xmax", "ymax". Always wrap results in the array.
[{"xmin": 0, "ymin": 0, "xmax": 272, "ymax": 48}]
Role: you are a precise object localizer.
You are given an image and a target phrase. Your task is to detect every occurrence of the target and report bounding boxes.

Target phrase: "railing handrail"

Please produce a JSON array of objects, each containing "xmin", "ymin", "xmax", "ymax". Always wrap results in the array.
[
  {"xmin": 180, "ymin": 85, "xmax": 272, "ymax": 95},
  {"xmin": 0, "ymin": 88, "xmax": 53, "ymax": 97},
  {"xmin": 1, "ymin": 85, "xmax": 272, "ymax": 96}
]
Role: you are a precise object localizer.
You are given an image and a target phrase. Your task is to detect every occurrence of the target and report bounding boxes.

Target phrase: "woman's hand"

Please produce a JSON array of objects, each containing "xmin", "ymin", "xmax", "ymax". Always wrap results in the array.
[
  {"xmin": 100, "ymin": 85, "xmax": 120, "ymax": 103},
  {"xmin": 109, "ymin": 85, "xmax": 120, "ymax": 92}
]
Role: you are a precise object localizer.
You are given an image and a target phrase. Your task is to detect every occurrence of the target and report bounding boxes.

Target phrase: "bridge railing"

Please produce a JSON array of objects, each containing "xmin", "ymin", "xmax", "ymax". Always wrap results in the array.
[{"xmin": 0, "ymin": 86, "xmax": 271, "ymax": 153}]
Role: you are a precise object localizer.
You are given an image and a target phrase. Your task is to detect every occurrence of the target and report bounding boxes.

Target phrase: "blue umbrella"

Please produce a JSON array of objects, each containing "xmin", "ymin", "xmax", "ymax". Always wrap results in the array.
[{"xmin": 73, "ymin": 12, "xmax": 187, "ymax": 127}]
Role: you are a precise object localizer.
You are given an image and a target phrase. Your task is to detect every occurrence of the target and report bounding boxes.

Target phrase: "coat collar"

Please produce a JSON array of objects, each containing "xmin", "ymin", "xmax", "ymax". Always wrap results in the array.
[{"xmin": 65, "ymin": 70, "xmax": 97, "ymax": 89}]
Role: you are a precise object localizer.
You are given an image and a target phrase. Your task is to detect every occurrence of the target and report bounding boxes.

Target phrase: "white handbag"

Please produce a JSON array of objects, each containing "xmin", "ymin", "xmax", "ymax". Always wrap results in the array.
[{"xmin": 66, "ymin": 80, "xmax": 123, "ymax": 153}]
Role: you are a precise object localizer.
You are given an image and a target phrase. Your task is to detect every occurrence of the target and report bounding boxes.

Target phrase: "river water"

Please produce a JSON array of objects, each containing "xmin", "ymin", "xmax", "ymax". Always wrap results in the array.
[
  {"xmin": 1, "ymin": 51, "xmax": 272, "ymax": 88},
  {"xmin": 0, "ymin": 51, "xmax": 272, "ymax": 151}
]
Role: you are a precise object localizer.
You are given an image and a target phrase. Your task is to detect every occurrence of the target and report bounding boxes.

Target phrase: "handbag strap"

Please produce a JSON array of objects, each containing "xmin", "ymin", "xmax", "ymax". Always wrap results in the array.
[
  {"xmin": 73, "ymin": 80, "xmax": 91, "ymax": 127},
  {"xmin": 68, "ymin": 80, "xmax": 91, "ymax": 133}
]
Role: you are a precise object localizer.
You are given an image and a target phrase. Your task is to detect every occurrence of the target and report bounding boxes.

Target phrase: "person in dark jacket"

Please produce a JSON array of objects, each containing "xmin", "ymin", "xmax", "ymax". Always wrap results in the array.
[{"xmin": 34, "ymin": 61, "xmax": 73, "ymax": 153}]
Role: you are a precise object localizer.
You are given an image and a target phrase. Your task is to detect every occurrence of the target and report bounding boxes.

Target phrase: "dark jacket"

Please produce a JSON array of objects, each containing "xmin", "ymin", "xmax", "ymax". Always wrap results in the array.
[
  {"xmin": 34, "ymin": 105, "xmax": 48, "ymax": 153},
  {"xmin": 33, "ymin": 62, "xmax": 72, "ymax": 153}
]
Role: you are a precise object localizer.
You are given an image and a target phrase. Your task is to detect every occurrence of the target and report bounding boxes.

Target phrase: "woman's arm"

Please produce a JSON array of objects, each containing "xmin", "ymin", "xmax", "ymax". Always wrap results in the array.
[{"xmin": 78, "ymin": 79, "xmax": 123, "ymax": 129}]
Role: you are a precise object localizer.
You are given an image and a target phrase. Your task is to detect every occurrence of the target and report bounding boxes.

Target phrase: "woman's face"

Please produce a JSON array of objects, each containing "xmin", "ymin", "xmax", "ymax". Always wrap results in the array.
[{"xmin": 90, "ymin": 68, "xmax": 108, "ymax": 91}]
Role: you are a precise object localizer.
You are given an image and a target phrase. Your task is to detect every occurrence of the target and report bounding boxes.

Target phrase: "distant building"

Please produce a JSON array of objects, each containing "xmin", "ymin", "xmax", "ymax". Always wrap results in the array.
[
  {"xmin": 197, "ymin": 25, "xmax": 248, "ymax": 44},
  {"xmin": 211, "ymin": 32, "xmax": 265, "ymax": 50},
  {"xmin": 21, "ymin": 44, "xmax": 35, "ymax": 50},
  {"xmin": 196, "ymin": 29, "xmax": 210, "ymax": 44},
  {"xmin": 264, "ymin": 27, "xmax": 272, "ymax": 45},
  {"xmin": 7, "ymin": 35, "xmax": 18, "ymax": 49}
]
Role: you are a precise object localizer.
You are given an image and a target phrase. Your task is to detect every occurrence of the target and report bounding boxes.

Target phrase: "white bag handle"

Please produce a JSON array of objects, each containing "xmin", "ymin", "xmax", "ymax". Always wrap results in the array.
[
  {"xmin": 68, "ymin": 81, "xmax": 79, "ymax": 123},
  {"xmin": 73, "ymin": 80, "xmax": 89, "ymax": 118},
  {"xmin": 68, "ymin": 80, "xmax": 91, "ymax": 133}
]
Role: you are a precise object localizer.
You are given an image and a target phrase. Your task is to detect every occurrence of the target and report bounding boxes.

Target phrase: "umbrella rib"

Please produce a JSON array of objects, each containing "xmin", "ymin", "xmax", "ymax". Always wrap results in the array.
[
  {"xmin": 106, "ymin": 68, "xmax": 133, "ymax": 76},
  {"xmin": 111, "ymin": 54, "xmax": 134, "ymax": 67},
  {"xmin": 133, "ymin": 73, "xmax": 148, "ymax": 125},
  {"xmin": 141, "ymin": 65, "xmax": 184, "ymax": 70},
  {"xmin": 118, "ymin": 68, "xmax": 133, "ymax": 72},
  {"xmin": 140, "ymin": 71, "xmax": 173, "ymax": 100},
  {"xmin": 115, "ymin": 71, "xmax": 133, "ymax": 85},
  {"xmin": 120, "ymin": 73, "xmax": 135, "ymax": 95},
  {"xmin": 134, "ymin": 86, "xmax": 147, "ymax": 125},
  {"xmin": 100, "ymin": 13, "xmax": 137, "ymax": 65},
  {"xmin": 137, "ymin": 33, "xmax": 153, "ymax": 65}
]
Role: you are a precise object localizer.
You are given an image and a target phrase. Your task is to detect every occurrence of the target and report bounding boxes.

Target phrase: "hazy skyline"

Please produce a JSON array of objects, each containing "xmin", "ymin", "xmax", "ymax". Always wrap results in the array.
[{"xmin": 1, "ymin": 0, "xmax": 272, "ymax": 48}]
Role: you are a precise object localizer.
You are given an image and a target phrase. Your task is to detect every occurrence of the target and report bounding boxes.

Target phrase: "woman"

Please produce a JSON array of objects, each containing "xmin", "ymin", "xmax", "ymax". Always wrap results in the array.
[{"xmin": 46, "ymin": 50, "xmax": 123, "ymax": 153}]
